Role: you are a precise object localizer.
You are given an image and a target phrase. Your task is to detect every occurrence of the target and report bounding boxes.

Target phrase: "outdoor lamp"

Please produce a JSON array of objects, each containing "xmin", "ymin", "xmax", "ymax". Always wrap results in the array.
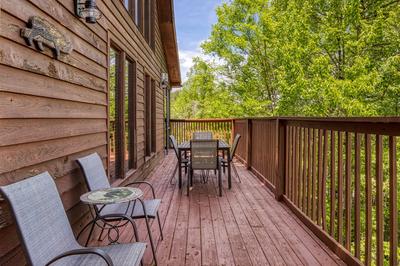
[
  {"xmin": 75, "ymin": 0, "xmax": 102, "ymax": 24},
  {"xmin": 161, "ymin": 73, "xmax": 169, "ymax": 89}
]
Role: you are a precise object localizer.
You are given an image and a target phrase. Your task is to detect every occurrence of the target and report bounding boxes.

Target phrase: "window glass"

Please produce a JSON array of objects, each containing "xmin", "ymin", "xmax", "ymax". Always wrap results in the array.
[
  {"xmin": 109, "ymin": 48, "xmax": 119, "ymax": 181},
  {"xmin": 124, "ymin": 59, "xmax": 136, "ymax": 171}
]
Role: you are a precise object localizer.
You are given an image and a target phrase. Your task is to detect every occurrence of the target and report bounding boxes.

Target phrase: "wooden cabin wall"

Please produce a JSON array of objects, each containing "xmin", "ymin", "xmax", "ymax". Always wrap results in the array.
[{"xmin": 0, "ymin": 0, "xmax": 168, "ymax": 264}]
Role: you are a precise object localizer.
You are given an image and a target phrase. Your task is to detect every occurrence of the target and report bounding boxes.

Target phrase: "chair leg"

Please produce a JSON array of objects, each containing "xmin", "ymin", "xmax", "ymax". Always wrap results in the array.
[
  {"xmin": 232, "ymin": 163, "xmax": 241, "ymax": 183},
  {"xmin": 218, "ymin": 168, "xmax": 222, "ymax": 197},
  {"xmin": 85, "ymin": 221, "xmax": 96, "ymax": 247},
  {"xmin": 170, "ymin": 162, "xmax": 178, "ymax": 185},
  {"xmin": 98, "ymin": 225, "xmax": 105, "ymax": 241},
  {"xmin": 157, "ymin": 211, "xmax": 163, "ymax": 240},
  {"xmin": 144, "ymin": 216, "xmax": 157, "ymax": 266},
  {"xmin": 187, "ymin": 168, "xmax": 191, "ymax": 196}
]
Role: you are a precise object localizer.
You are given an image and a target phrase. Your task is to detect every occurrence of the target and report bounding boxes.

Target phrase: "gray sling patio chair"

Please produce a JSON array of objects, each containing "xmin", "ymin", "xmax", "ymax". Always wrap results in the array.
[
  {"xmin": 0, "ymin": 172, "xmax": 146, "ymax": 266},
  {"xmin": 76, "ymin": 153, "xmax": 162, "ymax": 266},
  {"xmin": 192, "ymin": 131, "xmax": 213, "ymax": 140},
  {"xmin": 169, "ymin": 135, "xmax": 189, "ymax": 184},
  {"xmin": 188, "ymin": 139, "xmax": 222, "ymax": 196},
  {"xmin": 221, "ymin": 134, "xmax": 242, "ymax": 182}
]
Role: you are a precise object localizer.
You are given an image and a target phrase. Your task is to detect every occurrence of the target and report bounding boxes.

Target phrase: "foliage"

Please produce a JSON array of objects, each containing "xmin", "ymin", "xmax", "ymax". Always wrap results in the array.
[
  {"xmin": 172, "ymin": 0, "xmax": 400, "ymax": 118},
  {"xmin": 170, "ymin": 1, "xmax": 400, "ymax": 262}
]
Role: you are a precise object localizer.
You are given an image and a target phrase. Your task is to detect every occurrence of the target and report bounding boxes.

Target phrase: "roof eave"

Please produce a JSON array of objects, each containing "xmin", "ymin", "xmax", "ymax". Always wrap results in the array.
[{"xmin": 157, "ymin": 0, "xmax": 181, "ymax": 87}]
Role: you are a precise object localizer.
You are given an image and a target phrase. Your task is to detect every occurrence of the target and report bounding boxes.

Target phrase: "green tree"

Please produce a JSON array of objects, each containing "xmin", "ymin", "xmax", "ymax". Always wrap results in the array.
[{"xmin": 172, "ymin": 0, "xmax": 400, "ymax": 118}]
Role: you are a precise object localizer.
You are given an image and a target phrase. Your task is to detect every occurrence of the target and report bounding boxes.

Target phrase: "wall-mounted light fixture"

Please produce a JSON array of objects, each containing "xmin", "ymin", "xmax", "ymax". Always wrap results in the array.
[
  {"xmin": 161, "ymin": 73, "xmax": 169, "ymax": 89},
  {"xmin": 75, "ymin": 0, "xmax": 102, "ymax": 24}
]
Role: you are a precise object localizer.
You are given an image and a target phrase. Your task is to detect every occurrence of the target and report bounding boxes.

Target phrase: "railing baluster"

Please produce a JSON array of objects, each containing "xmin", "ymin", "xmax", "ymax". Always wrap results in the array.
[
  {"xmin": 292, "ymin": 126, "xmax": 296, "ymax": 202},
  {"xmin": 365, "ymin": 134, "xmax": 372, "ymax": 265},
  {"xmin": 355, "ymin": 133, "xmax": 361, "ymax": 259},
  {"xmin": 317, "ymin": 129, "xmax": 323, "ymax": 226},
  {"xmin": 345, "ymin": 132, "xmax": 352, "ymax": 250},
  {"xmin": 299, "ymin": 127, "xmax": 303, "ymax": 209},
  {"xmin": 294, "ymin": 126, "xmax": 299, "ymax": 207},
  {"xmin": 330, "ymin": 130, "xmax": 336, "ymax": 237},
  {"xmin": 286, "ymin": 126, "xmax": 291, "ymax": 198},
  {"xmin": 376, "ymin": 135, "xmax": 383, "ymax": 266},
  {"xmin": 337, "ymin": 131, "xmax": 343, "ymax": 244},
  {"xmin": 307, "ymin": 128, "xmax": 312, "ymax": 217},
  {"xmin": 303, "ymin": 128, "xmax": 308, "ymax": 212},
  {"xmin": 312, "ymin": 128, "xmax": 317, "ymax": 221},
  {"xmin": 388, "ymin": 136, "xmax": 398, "ymax": 266},
  {"xmin": 322, "ymin": 129, "xmax": 328, "ymax": 231}
]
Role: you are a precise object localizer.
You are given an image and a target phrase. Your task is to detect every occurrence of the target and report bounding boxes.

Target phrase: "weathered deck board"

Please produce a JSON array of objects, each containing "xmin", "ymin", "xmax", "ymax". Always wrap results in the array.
[{"xmin": 94, "ymin": 153, "xmax": 344, "ymax": 265}]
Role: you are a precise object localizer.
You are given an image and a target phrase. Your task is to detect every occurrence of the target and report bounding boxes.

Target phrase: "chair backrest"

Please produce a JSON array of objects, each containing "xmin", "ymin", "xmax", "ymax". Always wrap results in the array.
[
  {"xmin": 192, "ymin": 131, "xmax": 213, "ymax": 140},
  {"xmin": 169, "ymin": 135, "xmax": 180, "ymax": 159},
  {"xmin": 77, "ymin": 153, "xmax": 111, "ymax": 191},
  {"xmin": 0, "ymin": 172, "xmax": 79, "ymax": 266},
  {"xmin": 230, "ymin": 134, "xmax": 241, "ymax": 160},
  {"xmin": 190, "ymin": 140, "xmax": 218, "ymax": 170}
]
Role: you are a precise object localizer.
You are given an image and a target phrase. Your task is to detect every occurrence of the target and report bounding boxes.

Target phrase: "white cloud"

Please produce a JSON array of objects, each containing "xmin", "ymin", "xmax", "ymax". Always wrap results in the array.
[
  {"xmin": 179, "ymin": 46, "xmax": 205, "ymax": 83},
  {"xmin": 175, "ymin": 41, "xmax": 226, "ymax": 92}
]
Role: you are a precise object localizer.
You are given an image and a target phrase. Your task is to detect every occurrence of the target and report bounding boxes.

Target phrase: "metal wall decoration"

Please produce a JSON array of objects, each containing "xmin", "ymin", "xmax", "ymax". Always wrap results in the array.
[{"xmin": 21, "ymin": 16, "xmax": 73, "ymax": 59}]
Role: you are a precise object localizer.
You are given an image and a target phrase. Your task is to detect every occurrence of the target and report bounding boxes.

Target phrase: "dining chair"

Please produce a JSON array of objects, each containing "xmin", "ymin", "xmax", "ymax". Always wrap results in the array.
[
  {"xmin": 169, "ymin": 135, "xmax": 189, "ymax": 184},
  {"xmin": 221, "ymin": 134, "xmax": 242, "ymax": 182},
  {"xmin": 188, "ymin": 139, "xmax": 222, "ymax": 196},
  {"xmin": 77, "ymin": 153, "xmax": 162, "ymax": 265},
  {"xmin": 192, "ymin": 131, "xmax": 213, "ymax": 140},
  {"xmin": 0, "ymin": 172, "xmax": 146, "ymax": 266}
]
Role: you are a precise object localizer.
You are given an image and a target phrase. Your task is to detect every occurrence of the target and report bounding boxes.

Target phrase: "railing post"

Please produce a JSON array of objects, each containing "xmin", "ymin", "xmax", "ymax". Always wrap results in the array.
[
  {"xmin": 230, "ymin": 119, "xmax": 235, "ymax": 145},
  {"xmin": 275, "ymin": 118, "xmax": 286, "ymax": 201},
  {"xmin": 246, "ymin": 119, "xmax": 252, "ymax": 169}
]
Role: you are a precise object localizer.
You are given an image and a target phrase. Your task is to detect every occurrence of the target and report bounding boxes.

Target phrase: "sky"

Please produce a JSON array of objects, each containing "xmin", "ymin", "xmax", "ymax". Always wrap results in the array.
[{"xmin": 174, "ymin": 0, "xmax": 223, "ymax": 84}]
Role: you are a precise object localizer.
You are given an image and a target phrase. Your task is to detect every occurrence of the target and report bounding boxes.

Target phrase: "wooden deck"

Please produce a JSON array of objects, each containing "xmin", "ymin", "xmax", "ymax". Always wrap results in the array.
[{"xmin": 95, "ymin": 153, "xmax": 345, "ymax": 265}]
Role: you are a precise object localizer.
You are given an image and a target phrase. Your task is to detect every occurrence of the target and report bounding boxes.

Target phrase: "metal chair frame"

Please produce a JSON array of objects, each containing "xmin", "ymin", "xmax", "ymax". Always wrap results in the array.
[
  {"xmin": 76, "ymin": 154, "xmax": 162, "ymax": 265},
  {"xmin": 188, "ymin": 139, "xmax": 223, "ymax": 196}
]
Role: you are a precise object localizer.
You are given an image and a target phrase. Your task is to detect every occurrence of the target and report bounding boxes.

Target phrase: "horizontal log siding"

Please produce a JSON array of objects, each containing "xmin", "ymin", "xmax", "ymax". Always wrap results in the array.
[{"xmin": 0, "ymin": 0, "xmax": 168, "ymax": 264}]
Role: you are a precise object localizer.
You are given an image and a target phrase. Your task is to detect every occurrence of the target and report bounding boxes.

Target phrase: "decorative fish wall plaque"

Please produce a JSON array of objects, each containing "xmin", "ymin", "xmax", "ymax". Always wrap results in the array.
[{"xmin": 21, "ymin": 16, "xmax": 73, "ymax": 59}]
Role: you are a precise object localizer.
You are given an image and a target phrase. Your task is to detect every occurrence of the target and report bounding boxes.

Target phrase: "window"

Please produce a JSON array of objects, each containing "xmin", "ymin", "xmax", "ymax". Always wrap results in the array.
[
  {"xmin": 151, "ymin": 79, "xmax": 156, "ymax": 152},
  {"xmin": 109, "ymin": 47, "xmax": 121, "ymax": 182},
  {"xmin": 136, "ymin": 0, "xmax": 143, "ymax": 30},
  {"xmin": 109, "ymin": 45, "xmax": 137, "ymax": 181},
  {"xmin": 124, "ymin": 58, "xmax": 137, "ymax": 171},
  {"xmin": 144, "ymin": 74, "xmax": 151, "ymax": 156},
  {"xmin": 144, "ymin": 0, "xmax": 155, "ymax": 49},
  {"xmin": 144, "ymin": 74, "xmax": 157, "ymax": 156},
  {"xmin": 123, "ymin": 0, "xmax": 143, "ymax": 30}
]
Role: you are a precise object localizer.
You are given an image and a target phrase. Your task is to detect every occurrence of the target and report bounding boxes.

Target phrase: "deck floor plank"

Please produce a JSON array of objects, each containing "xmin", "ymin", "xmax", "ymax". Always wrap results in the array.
[{"xmin": 95, "ymin": 154, "xmax": 344, "ymax": 266}]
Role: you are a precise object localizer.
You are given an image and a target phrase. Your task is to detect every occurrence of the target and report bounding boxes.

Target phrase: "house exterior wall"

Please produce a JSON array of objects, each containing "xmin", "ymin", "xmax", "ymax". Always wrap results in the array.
[{"xmin": 0, "ymin": 0, "xmax": 168, "ymax": 264}]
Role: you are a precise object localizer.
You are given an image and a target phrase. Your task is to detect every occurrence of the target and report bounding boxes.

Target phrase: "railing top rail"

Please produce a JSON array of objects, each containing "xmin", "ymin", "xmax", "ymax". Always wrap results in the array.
[
  {"xmin": 172, "ymin": 116, "xmax": 400, "ymax": 123},
  {"xmin": 170, "ymin": 118, "xmax": 233, "ymax": 122}
]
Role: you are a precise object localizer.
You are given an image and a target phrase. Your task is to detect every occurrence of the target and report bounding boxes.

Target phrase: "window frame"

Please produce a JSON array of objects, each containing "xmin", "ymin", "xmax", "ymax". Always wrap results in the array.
[{"xmin": 108, "ymin": 43, "xmax": 138, "ymax": 182}]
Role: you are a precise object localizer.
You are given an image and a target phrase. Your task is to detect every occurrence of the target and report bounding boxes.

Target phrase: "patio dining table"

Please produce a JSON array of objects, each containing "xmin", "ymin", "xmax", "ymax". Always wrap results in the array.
[{"xmin": 177, "ymin": 139, "xmax": 232, "ymax": 190}]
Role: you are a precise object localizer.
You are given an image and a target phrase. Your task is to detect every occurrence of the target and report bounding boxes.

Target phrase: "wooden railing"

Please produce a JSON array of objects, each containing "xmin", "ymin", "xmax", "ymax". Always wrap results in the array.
[
  {"xmin": 170, "ymin": 117, "xmax": 399, "ymax": 266},
  {"xmin": 234, "ymin": 117, "xmax": 400, "ymax": 266},
  {"xmin": 170, "ymin": 119, "xmax": 233, "ymax": 144},
  {"xmin": 234, "ymin": 119, "xmax": 278, "ymax": 190}
]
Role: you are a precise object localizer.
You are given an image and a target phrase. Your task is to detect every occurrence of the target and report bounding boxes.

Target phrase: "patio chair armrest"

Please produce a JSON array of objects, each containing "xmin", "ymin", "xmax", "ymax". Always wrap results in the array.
[
  {"xmin": 125, "ymin": 181, "xmax": 156, "ymax": 198},
  {"xmin": 46, "ymin": 248, "xmax": 113, "ymax": 266}
]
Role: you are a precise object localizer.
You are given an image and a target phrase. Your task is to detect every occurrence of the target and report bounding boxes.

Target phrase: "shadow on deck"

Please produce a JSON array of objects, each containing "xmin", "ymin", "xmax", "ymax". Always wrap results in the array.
[{"xmin": 94, "ymin": 152, "xmax": 344, "ymax": 266}]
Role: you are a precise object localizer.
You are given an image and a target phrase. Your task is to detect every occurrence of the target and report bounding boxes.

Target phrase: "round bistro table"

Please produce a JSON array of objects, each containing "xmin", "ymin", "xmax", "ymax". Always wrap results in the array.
[{"xmin": 79, "ymin": 187, "xmax": 143, "ymax": 245}]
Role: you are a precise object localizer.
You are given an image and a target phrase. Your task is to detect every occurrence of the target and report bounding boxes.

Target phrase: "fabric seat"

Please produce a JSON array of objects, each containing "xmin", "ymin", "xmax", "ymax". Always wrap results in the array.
[
  {"xmin": 52, "ymin": 243, "xmax": 146, "ymax": 266},
  {"xmin": 188, "ymin": 139, "xmax": 222, "ymax": 196},
  {"xmin": 0, "ymin": 172, "xmax": 146, "ymax": 266}
]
